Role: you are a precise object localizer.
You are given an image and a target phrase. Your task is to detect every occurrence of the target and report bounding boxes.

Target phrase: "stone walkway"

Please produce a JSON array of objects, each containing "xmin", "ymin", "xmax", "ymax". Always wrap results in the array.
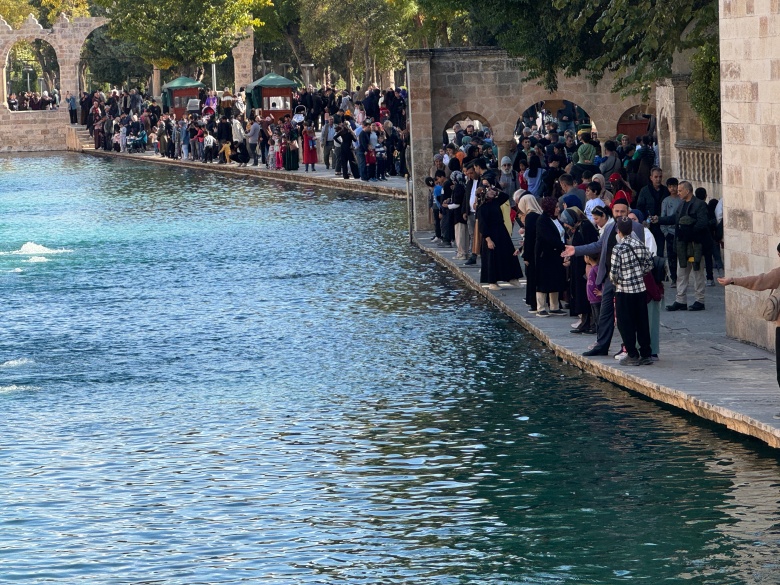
[{"xmin": 415, "ymin": 232, "xmax": 780, "ymax": 449}]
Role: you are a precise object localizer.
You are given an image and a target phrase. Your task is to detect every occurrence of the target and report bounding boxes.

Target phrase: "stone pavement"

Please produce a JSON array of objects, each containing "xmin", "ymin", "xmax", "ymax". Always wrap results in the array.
[{"xmin": 415, "ymin": 231, "xmax": 780, "ymax": 449}]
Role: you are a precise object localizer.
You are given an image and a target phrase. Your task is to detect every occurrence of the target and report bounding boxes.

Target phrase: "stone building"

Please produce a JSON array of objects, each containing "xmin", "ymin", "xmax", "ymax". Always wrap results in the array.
[{"xmin": 719, "ymin": 0, "xmax": 780, "ymax": 350}]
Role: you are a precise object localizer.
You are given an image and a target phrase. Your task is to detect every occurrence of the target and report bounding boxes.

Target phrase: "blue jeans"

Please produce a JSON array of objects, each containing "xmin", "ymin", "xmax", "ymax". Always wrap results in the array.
[
  {"xmin": 249, "ymin": 143, "xmax": 258, "ymax": 165},
  {"xmin": 357, "ymin": 150, "xmax": 367, "ymax": 180},
  {"xmin": 593, "ymin": 279, "xmax": 616, "ymax": 352}
]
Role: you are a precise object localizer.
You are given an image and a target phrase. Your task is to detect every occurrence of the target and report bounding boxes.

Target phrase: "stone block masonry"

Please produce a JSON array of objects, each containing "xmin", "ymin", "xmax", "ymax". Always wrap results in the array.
[{"xmin": 720, "ymin": 0, "xmax": 780, "ymax": 351}]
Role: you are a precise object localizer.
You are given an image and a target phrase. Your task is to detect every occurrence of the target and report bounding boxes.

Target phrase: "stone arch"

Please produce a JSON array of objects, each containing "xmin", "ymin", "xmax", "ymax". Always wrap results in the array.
[
  {"xmin": 440, "ymin": 110, "xmax": 494, "ymax": 145},
  {"xmin": 0, "ymin": 14, "xmax": 108, "ymax": 107}
]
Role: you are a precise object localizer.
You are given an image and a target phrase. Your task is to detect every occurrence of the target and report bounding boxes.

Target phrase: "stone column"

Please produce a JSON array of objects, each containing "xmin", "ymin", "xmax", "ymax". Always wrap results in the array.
[
  {"xmin": 719, "ymin": 0, "xmax": 780, "ymax": 350},
  {"xmin": 232, "ymin": 28, "xmax": 254, "ymax": 91},
  {"xmin": 407, "ymin": 52, "xmax": 435, "ymax": 230},
  {"xmin": 152, "ymin": 67, "xmax": 161, "ymax": 99}
]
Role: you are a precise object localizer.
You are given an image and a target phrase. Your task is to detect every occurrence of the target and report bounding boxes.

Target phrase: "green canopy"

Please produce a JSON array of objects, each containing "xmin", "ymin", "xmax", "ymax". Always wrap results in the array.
[
  {"xmin": 245, "ymin": 73, "xmax": 298, "ymax": 110},
  {"xmin": 162, "ymin": 76, "xmax": 206, "ymax": 90},
  {"xmin": 245, "ymin": 73, "xmax": 298, "ymax": 91}
]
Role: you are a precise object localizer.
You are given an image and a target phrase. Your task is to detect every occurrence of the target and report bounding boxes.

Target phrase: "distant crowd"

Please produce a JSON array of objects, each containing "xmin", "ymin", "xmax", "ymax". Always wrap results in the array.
[{"xmin": 69, "ymin": 83, "xmax": 409, "ymax": 179}]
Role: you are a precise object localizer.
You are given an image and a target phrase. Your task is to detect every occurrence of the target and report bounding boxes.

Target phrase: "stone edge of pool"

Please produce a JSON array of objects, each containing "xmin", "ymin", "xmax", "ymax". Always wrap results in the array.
[
  {"xmin": 413, "ymin": 235, "xmax": 780, "ymax": 450},
  {"xmin": 81, "ymin": 149, "xmax": 408, "ymax": 200}
]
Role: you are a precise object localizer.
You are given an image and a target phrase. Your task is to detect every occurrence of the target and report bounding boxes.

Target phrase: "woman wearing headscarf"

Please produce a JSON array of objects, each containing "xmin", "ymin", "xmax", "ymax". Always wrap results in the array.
[
  {"xmin": 517, "ymin": 193, "xmax": 543, "ymax": 311},
  {"xmin": 477, "ymin": 176, "xmax": 523, "ymax": 290},
  {"xmin": 592, "ymin": 174, "xmax": 613, "ymax": 204},
  {"xmin": 534, "ymin": 196, "xmax": 567, "ymax": 317},
  {"xmin": 561, "ymin": 207, "xmax": 599, "ymax": 332}
]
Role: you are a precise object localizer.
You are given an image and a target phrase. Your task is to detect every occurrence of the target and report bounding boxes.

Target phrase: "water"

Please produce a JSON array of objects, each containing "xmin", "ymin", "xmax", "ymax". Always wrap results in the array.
[{"xmin": 2, "ymin": 154, "xmax": 780, "ymax": 584}]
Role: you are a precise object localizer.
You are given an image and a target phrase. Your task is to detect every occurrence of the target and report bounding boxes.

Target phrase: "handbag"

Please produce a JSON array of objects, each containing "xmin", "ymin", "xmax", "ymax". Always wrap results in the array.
[
  {"xmin": 289, "ymin": 139, "xmax": 299, "ymax": 151},
  {"xmin": 761, "ymin": 289, "xmax": 780, "ymax": 321}
]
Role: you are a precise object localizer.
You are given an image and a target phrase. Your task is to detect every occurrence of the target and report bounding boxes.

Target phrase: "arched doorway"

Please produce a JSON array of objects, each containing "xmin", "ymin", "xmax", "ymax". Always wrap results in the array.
[
  {"xmin": 441, "ymin": 111, "xmax": 492, "ymax": 148},
  {"xmin": 616, "ymin": 105, "xmax": 655, "ymax": 143},
  {"xmin": 513, "ymin": 99, "xmax": 598, "ymax": 143},
  {"xmin": 4, "ymin": 38, "xmax": 60, "ymax": 110},
  {"xmin": 79, "ymin": 25, "xmax": 151, "ymax": 95}
]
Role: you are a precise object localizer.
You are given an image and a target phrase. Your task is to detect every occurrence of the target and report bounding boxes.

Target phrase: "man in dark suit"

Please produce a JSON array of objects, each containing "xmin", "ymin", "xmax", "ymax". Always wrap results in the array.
[{"xmin": 562, "ymin": 199, "xmax": 645, "ymax": 356}]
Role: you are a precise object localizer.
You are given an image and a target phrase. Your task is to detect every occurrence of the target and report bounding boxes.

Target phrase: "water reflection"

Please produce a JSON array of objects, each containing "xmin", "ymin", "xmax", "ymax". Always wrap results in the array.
[{"xmin": 0, "ymin": 154, "xmax": 779, "ymax": 583}]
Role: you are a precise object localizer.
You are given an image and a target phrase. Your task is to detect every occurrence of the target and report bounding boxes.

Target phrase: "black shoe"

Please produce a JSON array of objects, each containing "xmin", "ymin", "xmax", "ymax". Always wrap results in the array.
[
  {"xmin": 689, "ymin": 301, "xmax": 705, "ymax": 311},
  {"xmin": 549, "ymin": 309, "xmax": 566, "ymax": 316},
  {"xmin": 637, "ymin": 357, "xmax": 654, "ymax": 366},
  {"xmin": 666, "ymin": 302, "xmax": 688, "ymax": 311},
  {"xmin": 570, "ymin": 328, "xmax": 586, "ymax": 334},
  {"xmin": 464, "ymin": 256, "xmax": 477, "ymax": 266},
  {"xmin": 437, "ymin": 242, "xmax": 452, "ymax": 248},
  {"xmin": 582, "ymin": 348, "xmax": 609, "ymax": 356}
]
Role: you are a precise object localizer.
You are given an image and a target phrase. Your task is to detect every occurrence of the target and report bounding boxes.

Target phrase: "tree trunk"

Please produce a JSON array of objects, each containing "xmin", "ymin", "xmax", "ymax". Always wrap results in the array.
[
  {"xmin": 361, "ymin": 38, "xmax": 370, "ymax": 94},
  {"xmin": 78, "ymin": 61, "xmax": 87, "ymax": 93},
  {"xmin": 439, "ymin": 21, "xmax": 450, "ymax": 47}
]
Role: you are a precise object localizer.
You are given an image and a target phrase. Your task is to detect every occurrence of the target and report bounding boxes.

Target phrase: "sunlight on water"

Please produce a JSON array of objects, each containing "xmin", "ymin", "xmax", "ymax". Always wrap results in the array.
[{"xmin": 1, "ymin": 153, "xmax": 780, "ymax": 584}]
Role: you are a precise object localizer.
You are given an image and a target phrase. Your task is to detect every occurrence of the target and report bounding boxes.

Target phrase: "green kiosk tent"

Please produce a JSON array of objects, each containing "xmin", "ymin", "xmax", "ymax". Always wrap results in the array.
[
  {"xmin": 245, "ymin": 73, "xmax": 298, "ymax": 119},
  {"xmin": 162, "ymin": 76, "xmax": 206, "ymax": 118}
]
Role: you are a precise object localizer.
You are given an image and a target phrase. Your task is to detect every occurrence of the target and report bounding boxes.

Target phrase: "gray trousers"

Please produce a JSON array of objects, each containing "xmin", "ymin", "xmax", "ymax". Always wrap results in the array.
[
  {"xmin": 676, "ymin": 262, "xmax": 705, "ymax": 304},
  {"xmin": 323, "ymin": 141, "xmax": 334, "ymax": 168},
  {"xmin": 594, "ymin": 279, "xmax": 616, "ymax": 352}
]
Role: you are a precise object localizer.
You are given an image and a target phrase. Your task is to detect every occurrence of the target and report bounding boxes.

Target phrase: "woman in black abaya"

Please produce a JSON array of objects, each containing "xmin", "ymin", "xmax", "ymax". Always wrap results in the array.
[
  {"xmin": 517, "ymin": 194, "xmax": 543, "ymax": 311},
  {"xmin": 476, "ymin": 177, "xmax": 523, "ymax": 291}
]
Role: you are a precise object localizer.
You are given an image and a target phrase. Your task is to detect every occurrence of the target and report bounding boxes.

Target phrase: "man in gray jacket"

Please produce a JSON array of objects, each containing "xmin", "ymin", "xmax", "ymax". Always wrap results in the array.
[
  {"xmin": 321, "ymin": 118, "xmax": 335, "ymax": 170},
  {"xmin": 563, "ymin": 199, "xmax": 645, "ymax": 356},
  {"xmin": 654, "ymin": 180, "xmax": 709, "ymax": 311}
]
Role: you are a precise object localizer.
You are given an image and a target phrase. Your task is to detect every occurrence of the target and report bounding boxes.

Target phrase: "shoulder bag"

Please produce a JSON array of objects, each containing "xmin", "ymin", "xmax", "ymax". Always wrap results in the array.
[{"xmin": 761, "ymin": 289, "xmax": 780, "ymax": 321}]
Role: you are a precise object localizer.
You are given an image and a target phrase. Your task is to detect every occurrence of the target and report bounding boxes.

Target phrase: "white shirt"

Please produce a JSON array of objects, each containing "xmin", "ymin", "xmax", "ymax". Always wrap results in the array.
[{"xmin": 469, "ymin": 181, "xmax": 478, "ymax": 213}]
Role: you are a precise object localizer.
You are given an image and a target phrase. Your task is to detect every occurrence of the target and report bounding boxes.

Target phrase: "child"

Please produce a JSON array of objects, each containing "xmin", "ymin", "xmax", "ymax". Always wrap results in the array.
[
  {"xmin": 366, "ymin": 144, "xmax": 377, "ymax": 181},
  {"xmin": 267, "ymin": 138, "xmax": 277, "ymax": 170},
  {"xmin": 375, "ymin": 135, "xmax": 387, "ymax": 181},
  {"xmin": 218, "ymin": 140, "xmax": 231, "ymax": 164},
  {"xmin": 149, "ymin": 127, "xmax": 158, "ymax": 154},
  {"xmin": 203, "ymin": 131, "xmax": 216, "ymax": 163},
  {"xmin": 584, "ymin": 181, "xmax": 604, "ymax": 223},
  {"xmin": 276, "ymin": 136, "xmax": 285, "ymax": 170},
  {"xmin": 585, "ymin": 253, "xmax": 601, "ymax": 335}
]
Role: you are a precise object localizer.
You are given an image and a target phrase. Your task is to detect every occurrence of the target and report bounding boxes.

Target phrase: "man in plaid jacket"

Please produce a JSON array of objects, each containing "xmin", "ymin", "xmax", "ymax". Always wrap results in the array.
[{"xmin": 610, "ymin": 217, "xmax": 655, "ymax": 366}]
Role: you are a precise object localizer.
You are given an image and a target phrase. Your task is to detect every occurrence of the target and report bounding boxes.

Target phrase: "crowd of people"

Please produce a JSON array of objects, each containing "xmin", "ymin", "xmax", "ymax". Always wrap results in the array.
[
  {"xmin": 426, "ymin": 118, "xmax": 725, "ymax": 366},
  {"xmin": 6, "ymin": 89, "xmax": 59, "ymax": 110},
  {"xmin": 68, "ymin": 83, "xmax": 409, "ymax": 178}
]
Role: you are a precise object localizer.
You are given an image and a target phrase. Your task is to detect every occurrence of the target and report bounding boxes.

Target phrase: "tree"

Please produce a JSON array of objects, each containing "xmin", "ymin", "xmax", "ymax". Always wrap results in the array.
[
  {"xmin": 94, "ymin": 0, "xmax": 269, "ymax": 73},
  {"xmin": 81, "ymin": 27, "xmax": 152, "ymax": 88},
  {"xmin": 461, "ymin": 0, "xmax": 717, "ymax": 96}
]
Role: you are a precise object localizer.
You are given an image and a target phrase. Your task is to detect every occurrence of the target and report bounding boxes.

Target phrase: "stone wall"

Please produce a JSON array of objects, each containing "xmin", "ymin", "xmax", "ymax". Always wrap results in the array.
[
  {"xmin": 406, "ymin": 47, "xmax": 653, "ymax": 229},
  {"xmin": 0, "ymin": 107, "xmax": 70, "ymax": 152},
  {"xmin": 656, "ymin": 75, "xmax": 722, "ymax": 199},
  {"xmin": 720, "ymin": 0, "xmax": 780, "ymax": 350}
]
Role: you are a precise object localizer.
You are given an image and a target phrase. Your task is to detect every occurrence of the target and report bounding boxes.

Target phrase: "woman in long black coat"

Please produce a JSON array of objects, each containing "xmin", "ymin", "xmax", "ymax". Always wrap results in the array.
[
  {"xmin": 534, "ymin": 196, "xmax": 567, "ymax": 317},
  {"xmin": 561, "ymin": 207, "xmax": 599, "ymax": 331},
  {"xmin": 476, "ymin": 178, "xmax": 523, "ymax": 290},
  {"xmin": 517, "ymin": 194, "xmax": 543, "ymax": 311}
]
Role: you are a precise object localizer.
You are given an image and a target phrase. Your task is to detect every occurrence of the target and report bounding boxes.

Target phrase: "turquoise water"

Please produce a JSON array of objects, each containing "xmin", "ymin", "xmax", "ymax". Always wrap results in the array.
[{"xmin": 2, "ymin": 153, "xmax": 780, "ymax": 584}]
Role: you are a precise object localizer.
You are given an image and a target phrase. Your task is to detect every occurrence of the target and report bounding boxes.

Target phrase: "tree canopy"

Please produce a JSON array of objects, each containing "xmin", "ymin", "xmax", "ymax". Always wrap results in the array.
[{"xmin": 93, "ymin": 0, "xmax": 268, "ymax": 72}]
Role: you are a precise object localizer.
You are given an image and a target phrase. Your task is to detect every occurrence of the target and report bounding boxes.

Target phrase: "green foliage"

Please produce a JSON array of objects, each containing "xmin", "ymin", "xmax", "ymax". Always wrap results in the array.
[
  {"xmin": 81, "ymin": 27, "xmax": 152, "ymax": 87},
  {"xmin": 94, "ymin": 0, "xmax": 269, "ymax": 70},
  {"xmin": 0, "ymin": 0, "xmax": 37, "ymax": 27},
  {"xmin": 689, "ymin": 37, "xmax": 721, "ymax": 141}
]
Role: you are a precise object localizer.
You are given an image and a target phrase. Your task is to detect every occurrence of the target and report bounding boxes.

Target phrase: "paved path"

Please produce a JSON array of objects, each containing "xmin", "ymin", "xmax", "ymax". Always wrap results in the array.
[{"xmin": 415, "ymin": 232, "xmax": 780, "ymax": 449}]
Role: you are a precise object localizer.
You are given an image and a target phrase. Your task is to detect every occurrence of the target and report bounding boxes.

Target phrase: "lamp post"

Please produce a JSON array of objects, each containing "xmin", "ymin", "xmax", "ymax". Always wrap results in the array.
[
  {"xmin": 301, "ymin": 64, "xmax": 314, "ymax": 87},
  {"xmin": 263, "ymin": 60, "xmax": 272, "ymax": 76},
  {"xmin": 279, "ymin": 62, "xmax": 291, "ymax": 77},
  {"xmin": 210, "ymin": 54, "xmax": 217, "ymax": 92},
  {"xmin": 23, "ymin": 62, "xmax": 33, "ymax": 93}
]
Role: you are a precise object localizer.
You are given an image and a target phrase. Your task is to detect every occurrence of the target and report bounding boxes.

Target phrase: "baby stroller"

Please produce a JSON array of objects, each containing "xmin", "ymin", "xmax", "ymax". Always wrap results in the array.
[
  {"xmin": 292, "ymin": 105, "xmax": 306, "ymax": 124},
  {"xmin": 128, "ymin": 130, "xmax": 147, "ymax": 153}
]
